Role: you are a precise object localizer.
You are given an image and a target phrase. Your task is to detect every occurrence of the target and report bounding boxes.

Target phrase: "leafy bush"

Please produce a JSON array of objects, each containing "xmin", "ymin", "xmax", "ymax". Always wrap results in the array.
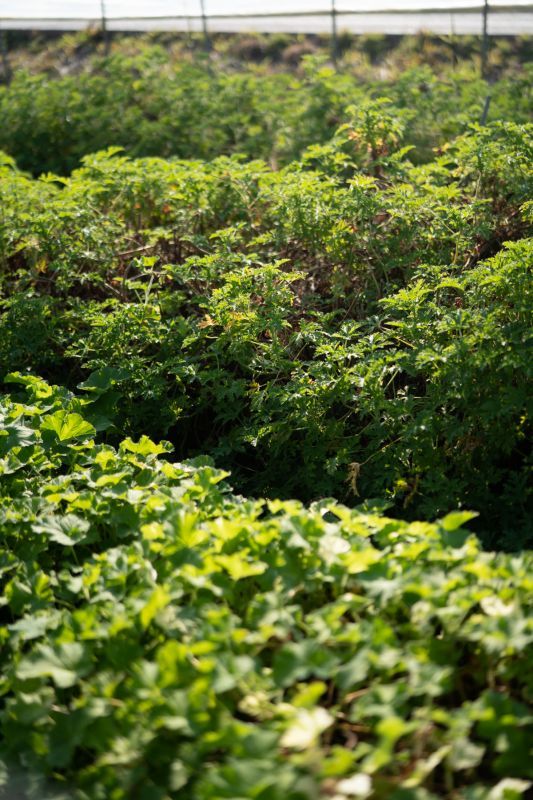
[
  {"xmin": 0, "ymin": 119, "xmax": 531, "ymax": 543},
  {"xmin": 0, "ymin": 378, "xmax": 531, "ymax": 798},
  {"xmin": 1, "ymin": 40, "xmax": 531, "ymax": 176}
]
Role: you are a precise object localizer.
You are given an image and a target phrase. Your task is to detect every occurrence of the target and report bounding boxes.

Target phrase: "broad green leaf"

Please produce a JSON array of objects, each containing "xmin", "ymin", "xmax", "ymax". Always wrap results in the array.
[
  {"xmin": 120, "ymin": 435, "xmax": 172, "ymax": 456},
  {"xmin": 139, "ymin": 585, "xmax": 170, "ymax": 629},
  {"xmin": 439, "ymin": 511, "xmax": 479, "ymax": 531},
  {"xmin": 16, "ymin": 643, "xmax": 91, "ymax": 688},
  {"xmin": 41, "ymin": 411, "xmax": 95, "ymax": 442},
  {"xmin": 215, "ymin": 553, "xmax": 267, "ymax": 581},
  {"xmin": 8, "ymin": 611, "xmax": 61, "ymax": 641},
  {"xmin": 33, "ymin": 514, "xmax": 91, "ymax": 546}
]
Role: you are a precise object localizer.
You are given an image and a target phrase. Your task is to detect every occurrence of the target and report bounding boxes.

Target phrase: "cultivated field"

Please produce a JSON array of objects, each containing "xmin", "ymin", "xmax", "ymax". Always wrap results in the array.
[{"xmin": 0, "ymin": 32, "xmax": 531, "ymax": 800}]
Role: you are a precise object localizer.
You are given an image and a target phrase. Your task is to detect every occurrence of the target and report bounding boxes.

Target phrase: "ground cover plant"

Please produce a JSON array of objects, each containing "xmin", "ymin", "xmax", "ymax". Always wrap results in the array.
[
  {"xmin": 0, "ymin": 32, "xmax": 532, "ymax": 800},
  {"xmin": 0, "ymin": 378, "xmax": 532, "ymax": 799}
]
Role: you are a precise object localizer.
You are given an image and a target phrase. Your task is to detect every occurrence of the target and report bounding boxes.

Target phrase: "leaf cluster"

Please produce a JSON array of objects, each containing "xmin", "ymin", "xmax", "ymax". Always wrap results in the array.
[
  {"xmin": 0, "ymin": 118, "xmax": 531, "ymax": 543},
  {"xmin": 0, "ymin": 380, "xmax": 531, "ymax": 799}
]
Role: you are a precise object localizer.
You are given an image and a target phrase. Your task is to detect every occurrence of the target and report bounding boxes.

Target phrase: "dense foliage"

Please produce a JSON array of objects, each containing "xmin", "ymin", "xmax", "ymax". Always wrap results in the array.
[
  {"xmin": 0, "ymin": 35, "xmax": 532, "ymax": 175},
  {"xmin": 0, "ymin": 34, "xmax": 532, "ymax": 799},
  {"xmin": 1, "ymin": 117, "xmax": 531, "ymax": 543},
  {"xmin": 0, "ymin": 378, "xmax": 532, "ymax": 799}
]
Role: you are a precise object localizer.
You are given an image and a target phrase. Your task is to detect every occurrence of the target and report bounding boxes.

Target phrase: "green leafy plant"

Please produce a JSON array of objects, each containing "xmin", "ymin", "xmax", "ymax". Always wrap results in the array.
[
  {"xmin": 0, "ymin": 380, "xmax": 531, "ymax": 798},
  {"xmin": 0, "ymin": 40, "xmax": 532, "ymax": 796},
  {"xmin": 0, "ymin": 117, "xmax": 531, "ymax": 542}
]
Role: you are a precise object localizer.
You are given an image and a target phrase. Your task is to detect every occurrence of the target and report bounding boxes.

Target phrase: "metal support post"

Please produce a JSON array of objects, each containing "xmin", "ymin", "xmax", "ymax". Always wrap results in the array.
[
  {"xmin": 100, "ymin": 0, "xmax": 110, "ymax": 56},
  {"xmin": 200, "ymin": 0, "xmax": 211, "ymax": 54},
  {"xmin": 331, "ymin": 0, "xmax": 338, "ymax": 68},
  {"xmin": 481, "ymin": 0, "xmax": 490, "ymax": 79}
]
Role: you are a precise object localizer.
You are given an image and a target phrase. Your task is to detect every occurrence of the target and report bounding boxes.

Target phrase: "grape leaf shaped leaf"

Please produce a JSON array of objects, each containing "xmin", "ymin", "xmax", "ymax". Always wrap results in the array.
[
  {"xmin": 41, "ymin": 411, "xmax": 95, "ymax": 442},
  {"xmin": 33, "ymin": 514, "xmax": 91, "ymax": 546}
]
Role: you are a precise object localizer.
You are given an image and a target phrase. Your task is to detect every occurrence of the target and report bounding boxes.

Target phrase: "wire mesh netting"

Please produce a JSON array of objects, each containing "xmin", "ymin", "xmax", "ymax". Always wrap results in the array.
[{"xmin": 1, "ymin": 1, "xmax": 532, "ymax": 34}]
